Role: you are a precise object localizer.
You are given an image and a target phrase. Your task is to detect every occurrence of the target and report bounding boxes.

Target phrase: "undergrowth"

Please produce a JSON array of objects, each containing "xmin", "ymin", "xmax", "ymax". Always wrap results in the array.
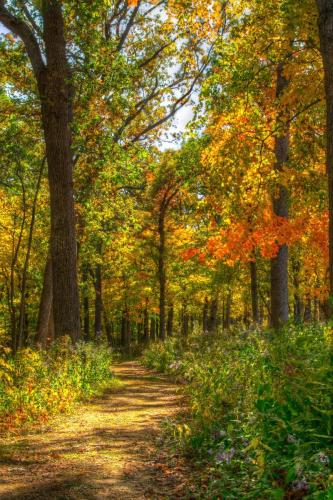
[
  {"xmin": 143, "ymin": 325, "xmax": 333, "ymax": 499},
  {"xmin": 0, "ymin": 337, "xmax": 115, "ymax": 433}
]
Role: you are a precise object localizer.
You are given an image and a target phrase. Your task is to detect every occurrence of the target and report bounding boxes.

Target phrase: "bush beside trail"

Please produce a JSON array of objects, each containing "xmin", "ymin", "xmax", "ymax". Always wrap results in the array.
[
  {"xmin": 0, "ymin": 338, "xmax": 115, "ymax": 433},
  {"xmin": 143, "ymin": 325, "xmax": 333, "ymax": 499}
]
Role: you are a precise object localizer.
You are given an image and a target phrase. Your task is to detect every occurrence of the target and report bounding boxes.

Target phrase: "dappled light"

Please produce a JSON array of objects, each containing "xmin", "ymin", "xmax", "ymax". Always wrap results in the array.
[
  {"xmin": 0, "ymin": 0, "xmax": 332, "ymax": 498},
  {"xmin": 0, "ymin": 363, "xmax": 188, "ymax": 499}
]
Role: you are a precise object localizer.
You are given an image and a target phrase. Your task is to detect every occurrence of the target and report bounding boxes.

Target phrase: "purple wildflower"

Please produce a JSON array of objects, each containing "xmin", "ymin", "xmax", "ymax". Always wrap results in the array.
[
  {"xmin": 216, "ymin": 448, "xmax": 236, "ymax": 464},
  {"xmin": 291, "ymin": 479, "xmax": 309, "ymax": 493}
]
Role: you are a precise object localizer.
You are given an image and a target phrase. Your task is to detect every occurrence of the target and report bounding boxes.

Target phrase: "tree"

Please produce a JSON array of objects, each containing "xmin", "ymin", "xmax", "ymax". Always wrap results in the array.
[
  {"xmin": 317, "ymin": 0, "xmax": 333, "ymax": 313},
  {"xmin": 0, "ymin": 0, "xmax": 81, "ymax": 341}
]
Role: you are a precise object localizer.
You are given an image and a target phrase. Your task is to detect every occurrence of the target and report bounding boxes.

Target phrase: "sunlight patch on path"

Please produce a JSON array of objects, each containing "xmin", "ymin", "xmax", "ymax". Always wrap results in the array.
[{"xmin": 0, "ymin": 362, "xmax": 187, "ymax": 499}]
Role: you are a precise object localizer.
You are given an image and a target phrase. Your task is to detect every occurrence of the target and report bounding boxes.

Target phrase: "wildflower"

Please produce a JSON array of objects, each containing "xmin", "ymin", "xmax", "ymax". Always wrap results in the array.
[
  {"xmin": 169, "ymin": 361, "xmax": 182, "ymax": 371},
  {"xmin": 316, "ymin": 452, "xmax": 330, "ymax": 465},
  {"xmin": 216, "ymin": 448, "xmax": 235, "ymax": 464},
  {"xmin": 291, "ymin": 479, "xmax": 309, "ymax": 493},
  {"xmin": 286, "ymin": 434, "xmax": 297, "ymax": 444},
  {"xmin": 241, "ymin": 437, "xmax": 249, "ymax": 447}
]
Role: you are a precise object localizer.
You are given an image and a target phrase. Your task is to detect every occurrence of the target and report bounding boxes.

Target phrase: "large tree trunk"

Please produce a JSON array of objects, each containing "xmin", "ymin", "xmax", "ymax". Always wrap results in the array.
[
  {"xmin": 250, "ymin": 261, "xmax": 259, "ymax": 324},
  {"xmin": 270, "ymin": 64, "xmax": 290, "ymax": 329},
  {"xmin": 317, "ymin": 1, "xmax": 333, "ymax": 310},
  {"xmin": 0, "ymin": 1, "xmax": 80, "ymax": 343},
  {"xmin": 39, "ymin": 1, "xmax": 80, "ymax": 341}
]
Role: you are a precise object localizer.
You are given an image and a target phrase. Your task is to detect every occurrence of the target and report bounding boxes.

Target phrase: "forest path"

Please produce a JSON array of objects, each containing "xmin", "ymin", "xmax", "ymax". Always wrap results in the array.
[{"xmin": 0, "ymin": 362, "xmax": 189, "ymax": 499}]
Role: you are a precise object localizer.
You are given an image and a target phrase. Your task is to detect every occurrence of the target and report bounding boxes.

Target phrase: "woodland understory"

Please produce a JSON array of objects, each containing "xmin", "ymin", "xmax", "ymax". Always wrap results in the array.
[{"xmin": 0, "ymin": 0, "xmax": 332, "ymax": 499}]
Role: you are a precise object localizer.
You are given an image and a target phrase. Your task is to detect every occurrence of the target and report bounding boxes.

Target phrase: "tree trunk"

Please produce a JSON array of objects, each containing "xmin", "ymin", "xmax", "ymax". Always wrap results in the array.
[
  {"xmin": 121, "ymin": 308, "xmax": 130, "ymax": 351},
  {"xmin": 304, "ymin": 295, "xmax": 312, "ymax": 322},
  {"xmin": 203, "ymin": 297, "xmax": 209, "ymax": 333},
  {"xmin": 158, "ymin": 211, "xmax": 166, "ymax": 340},
  {"xmin": 292, "ymin": 257, "xmax": 302, "ymax": 323},
  {"xmin": 39, "ymin": 1, "xmax": 80, "ymax": 341},
  {"xmin": 104, "ymin": 310, "xmax": 113, "ymax": 346},
  {"xmin": 121, "ymin": 310, "xmax": 126, "ymax": 347},
  {"xmin": 36, "ymin": 252, "xmax": 53, "ymax": 347},
  {"xmin": 224, "ymin": 291, "xmax": 232, "ymax": 330},
  {"xmin": 294, "ymin": 294, "xmax": 302, "ymax": 324},
  {"xmin": 270, "ymin": 63, "xmax": 290, "ymax": 329},
  {"xmin": 181, "ymin": 304, "xmax": 189, "ymax": 337},
  {"xmin": 143, "ymin": 302, "xmax": 149, "ymax": 343},
  {"xmin": 94, "ymin": 263, "xmax": 103, "ymax": 342},
  {"xmin": 18, "ymin": 157, "xmax": 45, "ymax": 349},
  {"xmin": 250, "ymin": 261, "xmax": 259, "ymax": 324},
  {"xmin": 317, "ymin": 1, "xmax": 333, "ymax": 310},
  {"xmin": 167, "ymin": 304, "xmax": 174, "ymax": 337},
  {"xmin": 150, "ymin": 315, "xmax": 156, "ymax": 341},
  {"xmin": 137, "ymin": 321, "xmax": 142, "ymax": 343},
  {"xmin": 208, "ymin": 298, "xmax": 218, "ymax": 333},
  {"xmin": 82, "ymin": 264, "xmax": 90, "ymax": 341}
]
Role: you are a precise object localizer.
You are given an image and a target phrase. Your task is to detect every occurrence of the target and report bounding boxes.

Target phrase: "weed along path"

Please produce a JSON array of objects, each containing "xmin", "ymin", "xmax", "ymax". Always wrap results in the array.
[{"xmin": 0, "ymin": 362, "xmax": 189, "ymax": 499}]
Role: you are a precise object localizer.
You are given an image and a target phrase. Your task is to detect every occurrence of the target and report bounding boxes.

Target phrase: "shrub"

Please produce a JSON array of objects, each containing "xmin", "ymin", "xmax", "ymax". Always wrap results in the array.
[
  {"xmin": 143, "ymin": 325, "xmax": 333, "ymax": 498},
  {"xmin": 0, "ymin": 337, "xmax": 114, "ymax": 432}
]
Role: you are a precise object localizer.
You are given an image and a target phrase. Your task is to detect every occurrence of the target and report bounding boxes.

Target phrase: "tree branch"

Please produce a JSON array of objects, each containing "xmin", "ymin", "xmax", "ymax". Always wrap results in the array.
[
  {"xmin": 117, "ymin": 0, "xmax": 142, "ymax": 51},
  {"xmin": 0, "ymin": 0, "xmax": 45, "ymax": 78}
]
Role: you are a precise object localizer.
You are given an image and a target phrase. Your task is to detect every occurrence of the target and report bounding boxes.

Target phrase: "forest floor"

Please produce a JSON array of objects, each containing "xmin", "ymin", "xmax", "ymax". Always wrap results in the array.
[{"xmin": 0, "ymin": 362, "xmax": 191, "ymax": 499}]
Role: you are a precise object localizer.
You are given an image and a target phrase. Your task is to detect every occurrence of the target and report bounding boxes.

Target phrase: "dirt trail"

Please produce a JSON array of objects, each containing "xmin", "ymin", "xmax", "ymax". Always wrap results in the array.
[{"xmin": 0, "ymin": 362, "xmax": 189, "ymax": 499}]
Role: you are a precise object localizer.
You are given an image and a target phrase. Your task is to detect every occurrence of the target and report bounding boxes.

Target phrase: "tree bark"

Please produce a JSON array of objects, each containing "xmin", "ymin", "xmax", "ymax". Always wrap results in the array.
[
  {"xmin": 250, "ymin": 261, "xmax": 259, "ymax": 324},
  {"xmin": 41, "ymin": 2, "xmax": 80, "ymax": 341},
  {"xmin": 270, "ymin": 63, "xmax": 290, "ymax": 329},
  {"xmin": 317, "ymin": 0, "xmax": 333, "ymax": 311},
  {"xmin": 36, "ymin": 252, "xmax": 53, "ymax": 347}
]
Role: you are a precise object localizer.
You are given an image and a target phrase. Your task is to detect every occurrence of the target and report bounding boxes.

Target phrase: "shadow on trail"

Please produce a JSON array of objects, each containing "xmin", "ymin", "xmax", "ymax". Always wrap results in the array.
[{"xmin": 0, "ymin": 362, "xmax": 187, "ymax": 499}]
